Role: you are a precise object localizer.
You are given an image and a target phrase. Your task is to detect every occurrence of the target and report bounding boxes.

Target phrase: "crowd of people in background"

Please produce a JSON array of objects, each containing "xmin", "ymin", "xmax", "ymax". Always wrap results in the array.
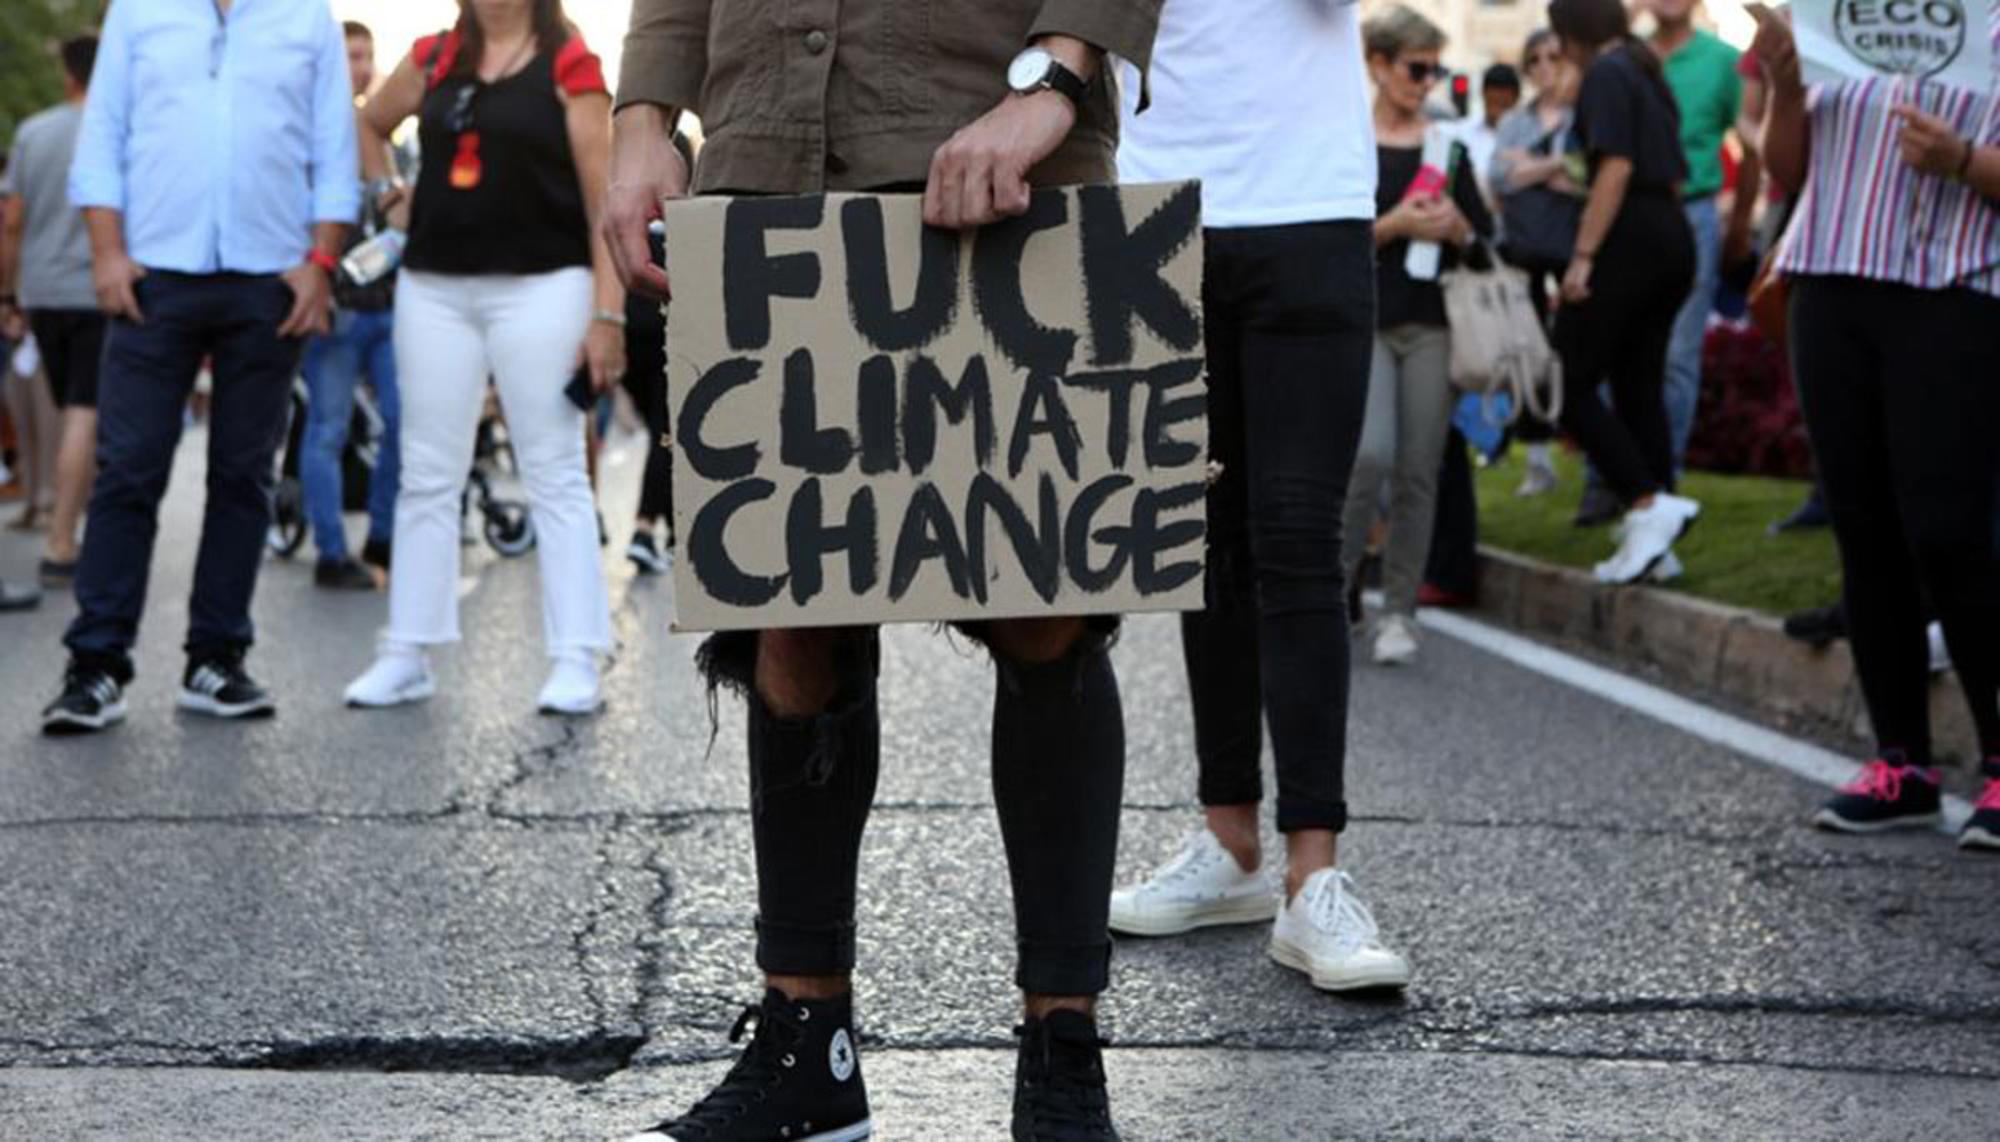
[{"xmin": 0, "ymin": 0, "xmax": 1994, "ymax": 1137}]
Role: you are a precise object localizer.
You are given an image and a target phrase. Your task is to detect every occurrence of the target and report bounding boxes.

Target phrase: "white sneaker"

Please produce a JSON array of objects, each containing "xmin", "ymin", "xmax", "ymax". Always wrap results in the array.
[
  {"xmin": 344, "ymin": 647, "xmax": 436, "ymax": 708},
  {"xmin": 538, "ymin": 652, "xmax": 604, "ymax": 716},
  {"xmin": 1371, "ymin": 613, "xmax": 1419, "ymax": 666},
  {"xmin": 1109, "ymin": 829, "xmax": 1279, "ymax": 936},
  {"xmin": 1646, "ymin": 550, "xmax": 1684, "ymax": 584},
  {"xmin": 1515, "ymin": 457, "xmax": 1557, "ymax": 498},
  {"xmin": 1270, "ymin": 868, "xmax": 1410, "ymax": 991},
  {"xmin": 1927, "ymin": 621, "xmax": 1951, "ymax": 674},
  {"xmin": 1593, "ymin": 494, "xmax": 1700, "ymax": 585}
]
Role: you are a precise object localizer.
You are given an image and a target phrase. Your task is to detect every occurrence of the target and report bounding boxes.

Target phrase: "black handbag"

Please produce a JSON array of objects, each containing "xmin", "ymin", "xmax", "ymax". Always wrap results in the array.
[
  {"xmin": 1498, "ymin": 128, "xmax": 1582, "ymax": 270},
  {"xmin": 1500, "ymin": 186, "xmax": 1581, "ymax": 270}
]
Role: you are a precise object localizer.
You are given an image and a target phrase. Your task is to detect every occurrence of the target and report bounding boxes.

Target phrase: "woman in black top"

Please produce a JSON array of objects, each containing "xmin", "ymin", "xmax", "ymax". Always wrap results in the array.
[
  {"xmin": 1549, "ymin": 0, "xmax": 1702, "ymax": 586},
  {"xmin": 343, "ymin": 0, "xmax": 623, "ymax": 716},
  {"xmin": 1342, "ymin": 5, "xmax": 1491, "ymax": 667}
]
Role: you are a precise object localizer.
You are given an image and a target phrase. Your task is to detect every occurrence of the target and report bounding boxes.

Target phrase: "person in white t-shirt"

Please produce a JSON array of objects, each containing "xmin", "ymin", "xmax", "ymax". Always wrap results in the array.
[
  {"xmin": 1107, "ymin": 0, "xmax": 1412, "ymax": 994},
  {"xmin": 1458, "ymin": 63, "xmax": 1521, "ymax": 211}
]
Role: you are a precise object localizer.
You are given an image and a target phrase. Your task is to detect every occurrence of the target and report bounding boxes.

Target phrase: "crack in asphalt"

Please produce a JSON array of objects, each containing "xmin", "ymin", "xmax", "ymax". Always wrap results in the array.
[
  {"xmin": 626, "ymin": 847, "xmax": 682, "ymax": 1038},
  {"xmin": 570, "ymin": 831, "xmax": 621, "ymax": 1040}
]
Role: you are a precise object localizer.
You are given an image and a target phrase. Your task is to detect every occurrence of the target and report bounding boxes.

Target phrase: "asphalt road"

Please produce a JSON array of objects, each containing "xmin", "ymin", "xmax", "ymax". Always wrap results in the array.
[{"xmin": 0, "ymin": 429, "xmax": 1995, "ymax": 1140}]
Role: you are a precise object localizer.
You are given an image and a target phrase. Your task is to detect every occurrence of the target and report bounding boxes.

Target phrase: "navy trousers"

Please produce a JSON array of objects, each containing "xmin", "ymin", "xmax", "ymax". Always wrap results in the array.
[{"xmin": 65, "ymin": 272, "xmax": 301, "ymax": 675}]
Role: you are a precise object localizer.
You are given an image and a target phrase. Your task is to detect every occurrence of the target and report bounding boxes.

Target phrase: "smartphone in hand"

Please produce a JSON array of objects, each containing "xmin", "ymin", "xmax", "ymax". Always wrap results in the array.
[{"xmin": 564, "ymin": 368, "xmax": 594, "ymax": 413}]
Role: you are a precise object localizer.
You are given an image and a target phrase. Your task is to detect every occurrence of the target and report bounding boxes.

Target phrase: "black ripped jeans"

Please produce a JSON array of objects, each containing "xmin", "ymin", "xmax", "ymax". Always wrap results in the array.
[
  {"xmin": 1182, "ymin": 221, "xmax": 1375, "ymax": 833},
  {"xmin": 704, "ymin": 619, "xmax": 1126, "ymax": 996}
]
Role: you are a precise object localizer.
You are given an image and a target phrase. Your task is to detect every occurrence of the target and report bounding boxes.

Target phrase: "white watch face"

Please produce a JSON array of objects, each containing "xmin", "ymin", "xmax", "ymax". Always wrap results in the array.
[{"xmin": 1009, "ymin": 47, "xmax": 1053, "ymax": 92}]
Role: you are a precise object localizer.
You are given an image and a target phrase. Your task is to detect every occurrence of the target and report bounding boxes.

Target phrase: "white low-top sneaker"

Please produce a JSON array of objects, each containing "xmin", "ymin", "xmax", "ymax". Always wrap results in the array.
[
  {"xmin": 1647, "ymin": 550, "xmax": 1684, "ymax": 584},
  {"xmin": 538, "ymin": 652, "xmax": 604, "ymax": 716},
  {"xmin": 1594, "ymin": 493, "xmax": 1700, "ymax": 585},
  {"xmin": 1109, "ymin": 829, "xmax": 1279, "ymax": 936},
  {"xmin": 344, "ymin": 648, "xmax": 436, "ymax": 708},
  {"xmin": 1372, "ymin": 613, "xmax": 1419, "ymax": 666},
  {"xmin": 1270, "ymin": 868, "xmax": 1411, "ymax": 991}
]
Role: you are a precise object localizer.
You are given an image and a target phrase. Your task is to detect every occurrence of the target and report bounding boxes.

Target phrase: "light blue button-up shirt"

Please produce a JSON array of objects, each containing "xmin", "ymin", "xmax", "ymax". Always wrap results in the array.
[{"xmin": 68, "ymin": 0, "xmax": 360, "ymax": 275}]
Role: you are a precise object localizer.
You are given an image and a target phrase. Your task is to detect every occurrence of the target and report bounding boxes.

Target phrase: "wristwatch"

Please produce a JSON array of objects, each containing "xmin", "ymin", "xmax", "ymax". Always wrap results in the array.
[{"xmin": 1007, "ymin": 46, "xmax": 1088, "ymax": 106}]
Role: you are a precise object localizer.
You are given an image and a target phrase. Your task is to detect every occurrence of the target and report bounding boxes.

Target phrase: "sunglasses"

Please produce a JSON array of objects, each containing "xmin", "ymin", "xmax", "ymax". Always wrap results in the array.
[
  {"xmin": 448, "ymin": 83, "xmax": 480, "ymax": 133},
  {"xmin": 1402, "ymin": 60, "xmax": 1443, "ymax": 83}
]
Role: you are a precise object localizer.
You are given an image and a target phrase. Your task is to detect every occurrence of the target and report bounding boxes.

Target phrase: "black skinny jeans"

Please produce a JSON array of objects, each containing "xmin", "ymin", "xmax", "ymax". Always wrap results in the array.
[
  {"xmin": 1789, "ymin": 276, "xmax": 2000, "ymax": 764},
  {"xmin": 1554, "ymin": 192, "xmax": 1694, "ymax": 503},
  {"xmin": 707, "ymin": 618, "xmax": 1126, "ymax": 997},
  {"xmin": 1182, "ymin": 221, "xmax": 1374, "ymax": 834}
]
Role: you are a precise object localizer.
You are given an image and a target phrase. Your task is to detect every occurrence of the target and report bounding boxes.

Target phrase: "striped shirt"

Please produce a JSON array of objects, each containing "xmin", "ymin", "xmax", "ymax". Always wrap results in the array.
[{"xmin": 1774, "ymin": 9, "xmax": 2000, "ymax": 297}]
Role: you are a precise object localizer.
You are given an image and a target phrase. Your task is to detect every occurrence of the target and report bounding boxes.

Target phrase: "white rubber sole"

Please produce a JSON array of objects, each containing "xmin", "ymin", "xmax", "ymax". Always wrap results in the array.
[
  {"xmin": 177, "ymin": 690, "xmax": 275, "ymax": 719},
  {"xmin": 627, "ymin": 1118, "xmax": 871, "ymax": 1142},
  {"xmin": 626, "ymin": 544, "xmax": 670, "ymax": 575},
  {"xmin": 1110, "ymin": 892, "xmax": 1278, "ymax": 937},
  {"xmin": 1812, "ymin": 809, "xmax": 1943, "ymax": 834},
  {"xmin": 42, "ymin": 700, "xmax": 127, "ymax": 734},
  {"xmin": 538, "ymin": 696, "xmax": 606, "ymax": 717},
  {"xmin": 1372, "ymin": 644, "xmax": 1417, "ymax": 667},
  {"xmin": 345, "ymin": 677, "xmax": 437, "ymax": 708},
  {"xmin": 1959, "ymin": 825, "xmax": 2000, "ymax": 851},
  {"xmin": 1270, "ymin": 937, "xmax": 1412, "ymax": 992}
]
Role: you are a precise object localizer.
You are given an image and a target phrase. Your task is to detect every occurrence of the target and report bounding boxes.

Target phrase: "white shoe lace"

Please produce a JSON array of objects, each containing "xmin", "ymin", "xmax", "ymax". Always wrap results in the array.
[
  {"xmin": 1150, "ymin": 831, "xmax": 1223, "ymax": 887},
  {"xmin": 1303, "ymin": 871, "xmax": 1381, "ymax": 954}
]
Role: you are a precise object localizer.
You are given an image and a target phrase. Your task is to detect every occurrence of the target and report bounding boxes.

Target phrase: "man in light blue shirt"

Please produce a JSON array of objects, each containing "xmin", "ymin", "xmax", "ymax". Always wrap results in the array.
[{"xmin": 42, "ymin": 0, "xmax": 359, "ymax": 735}]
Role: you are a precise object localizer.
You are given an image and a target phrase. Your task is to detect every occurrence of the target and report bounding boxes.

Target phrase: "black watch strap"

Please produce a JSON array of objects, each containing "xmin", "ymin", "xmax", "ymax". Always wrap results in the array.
[{"xmin": 1041, "ymin": 59, "xmax": 1088, "ymax": 105}]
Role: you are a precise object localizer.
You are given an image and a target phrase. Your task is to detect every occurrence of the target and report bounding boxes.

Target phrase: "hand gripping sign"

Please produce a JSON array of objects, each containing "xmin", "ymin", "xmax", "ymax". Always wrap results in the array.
[
  {"xmin": 1784, "ymin": 0, "xmax": 1997, "ymax": 92},
  {"xmin": 662, "ymin": 182, "xmax": 1208, "ymax": 632}
]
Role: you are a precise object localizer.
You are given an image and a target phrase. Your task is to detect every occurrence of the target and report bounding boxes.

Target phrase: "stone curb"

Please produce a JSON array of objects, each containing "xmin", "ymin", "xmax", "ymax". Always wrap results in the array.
[{"xmin": 1471, "ymin": 546, "xmax": 1980, "ymax": 765}]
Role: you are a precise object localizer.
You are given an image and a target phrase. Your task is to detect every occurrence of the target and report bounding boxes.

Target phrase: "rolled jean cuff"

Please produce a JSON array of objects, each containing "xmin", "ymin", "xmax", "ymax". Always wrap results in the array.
[
  {"xmin": 755, "ymin": 917, "xmax": 858, "ymax": 977},
  {"xmin": 1277, "ymin": 795, "xmax": 1348, "ymax": 835},
  {"xmin": 1198, "ymin": 763, "xmax": 1264, "ymax": 809},
  {"xmin": 1016, "ymin": 938, "xmax": 1112, "ymax": 997}
]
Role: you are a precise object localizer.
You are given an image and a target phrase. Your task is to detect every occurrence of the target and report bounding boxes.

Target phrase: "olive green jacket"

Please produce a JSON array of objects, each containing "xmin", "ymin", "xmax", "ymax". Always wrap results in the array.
[{"xmin": 616, "ymin": 0, "xmax": 1161, "ymax": 193}]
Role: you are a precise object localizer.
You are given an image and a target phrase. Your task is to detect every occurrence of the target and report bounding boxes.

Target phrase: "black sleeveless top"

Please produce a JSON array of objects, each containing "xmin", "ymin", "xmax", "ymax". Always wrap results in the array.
[{"xmin": 404, "ymin": 44, "xmax": 594, "ymax": 275}]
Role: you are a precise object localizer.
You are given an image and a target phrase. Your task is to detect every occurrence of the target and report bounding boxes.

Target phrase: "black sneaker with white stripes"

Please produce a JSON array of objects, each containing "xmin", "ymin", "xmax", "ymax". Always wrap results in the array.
[
  {"xmin": 627, "ymin": 529, "xmax": 672, "ymax": 575},
  {"xmin": 41, "ymin": 662, "xmax": 128, "ymax": 735},
  {"xmin": 625, "ymin": 989, "xmax": 871, "ymax": 1141},
  {"xmin": 179, "ymin": 652, "xmax": 276, "ymax": 719}
]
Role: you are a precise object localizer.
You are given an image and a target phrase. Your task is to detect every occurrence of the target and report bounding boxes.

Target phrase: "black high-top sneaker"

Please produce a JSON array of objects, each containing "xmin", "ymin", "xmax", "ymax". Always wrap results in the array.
[
  {"xmin": 626, "ymin": 989, "xmax": 870, "ymax": 1141},
  {"xmin": 1012, "ymin": 1010, "xmax": 1118, "ymax": 1141}
]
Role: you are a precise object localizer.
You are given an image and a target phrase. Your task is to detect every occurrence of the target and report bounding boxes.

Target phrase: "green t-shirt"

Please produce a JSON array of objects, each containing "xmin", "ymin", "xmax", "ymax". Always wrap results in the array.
[{"xmin": 1659, "ymin": 29, "xmax": 1740, "ymax": 199}]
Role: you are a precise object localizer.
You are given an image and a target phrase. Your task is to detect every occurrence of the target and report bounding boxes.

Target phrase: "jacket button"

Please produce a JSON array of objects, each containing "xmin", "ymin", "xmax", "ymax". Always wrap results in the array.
[{"xmin": 804, "ymin": 30, "xmax": 829, "ymax": 54}]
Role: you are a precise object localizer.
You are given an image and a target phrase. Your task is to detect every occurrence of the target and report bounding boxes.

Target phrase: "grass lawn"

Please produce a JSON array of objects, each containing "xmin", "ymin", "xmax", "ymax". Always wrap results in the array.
[{"xmin": 1472, "ymin": 448, "xmax": 1843, "ymax": 617}]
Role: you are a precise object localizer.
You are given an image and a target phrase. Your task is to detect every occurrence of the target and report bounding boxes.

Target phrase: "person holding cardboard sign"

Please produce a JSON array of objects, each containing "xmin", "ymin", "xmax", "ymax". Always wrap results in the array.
[
  {"xmin": 1745, "ymin": 3, "xmax": 2000, "ymax": 850},
  {"xmin": 605, "ymin": 4, "xmax": 1164, "ymax": 1140},
  {"xmin": 1104, "ymin": 0, "xmax": 1416, "ymax": 995}
]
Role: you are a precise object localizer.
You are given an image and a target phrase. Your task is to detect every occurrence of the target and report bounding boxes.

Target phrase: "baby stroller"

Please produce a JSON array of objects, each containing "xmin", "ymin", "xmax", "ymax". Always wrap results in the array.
[
  {"xmin": 268, "ymin": 378, "xmax": 536, "ymax": 559},
  {"xmin": 467, "ymin": 412, "xmax": 536, "ymax": 556}
]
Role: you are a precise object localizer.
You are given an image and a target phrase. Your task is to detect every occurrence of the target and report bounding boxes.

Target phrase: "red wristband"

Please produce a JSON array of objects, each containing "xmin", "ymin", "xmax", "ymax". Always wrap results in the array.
[{"xmin": 306, "ymin": 249, "xmax": 339, "ymax": 275}]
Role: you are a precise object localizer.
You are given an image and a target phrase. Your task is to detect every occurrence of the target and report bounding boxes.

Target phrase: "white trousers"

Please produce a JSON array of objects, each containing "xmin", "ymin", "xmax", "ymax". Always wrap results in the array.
[{"xmin": 387, "ymin": 268, "xmax": 611, "ymax": 655}]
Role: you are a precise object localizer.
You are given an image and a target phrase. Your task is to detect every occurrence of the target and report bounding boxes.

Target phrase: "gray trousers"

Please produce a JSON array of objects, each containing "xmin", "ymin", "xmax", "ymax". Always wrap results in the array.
[{"xmin": 1341, "ymin": 323, "xmax": 1455, "ymax": 618}]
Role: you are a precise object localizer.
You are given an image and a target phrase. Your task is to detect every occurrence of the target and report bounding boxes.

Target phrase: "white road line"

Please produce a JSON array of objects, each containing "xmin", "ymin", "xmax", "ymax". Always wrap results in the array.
[{"xmin": 1415, "ymin": 607, "xmax": 1973, "ymax": 834}]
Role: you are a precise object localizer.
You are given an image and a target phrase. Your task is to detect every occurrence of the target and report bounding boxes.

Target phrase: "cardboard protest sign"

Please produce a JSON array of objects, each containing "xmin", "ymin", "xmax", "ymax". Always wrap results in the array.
[
  {"xmin": 662, "ymin": 182, "xmax": 1207, "ymax": 632},
  {"xmin": 1785, "ymin": 0, "xmax": 1996, "ymax": 92}
]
